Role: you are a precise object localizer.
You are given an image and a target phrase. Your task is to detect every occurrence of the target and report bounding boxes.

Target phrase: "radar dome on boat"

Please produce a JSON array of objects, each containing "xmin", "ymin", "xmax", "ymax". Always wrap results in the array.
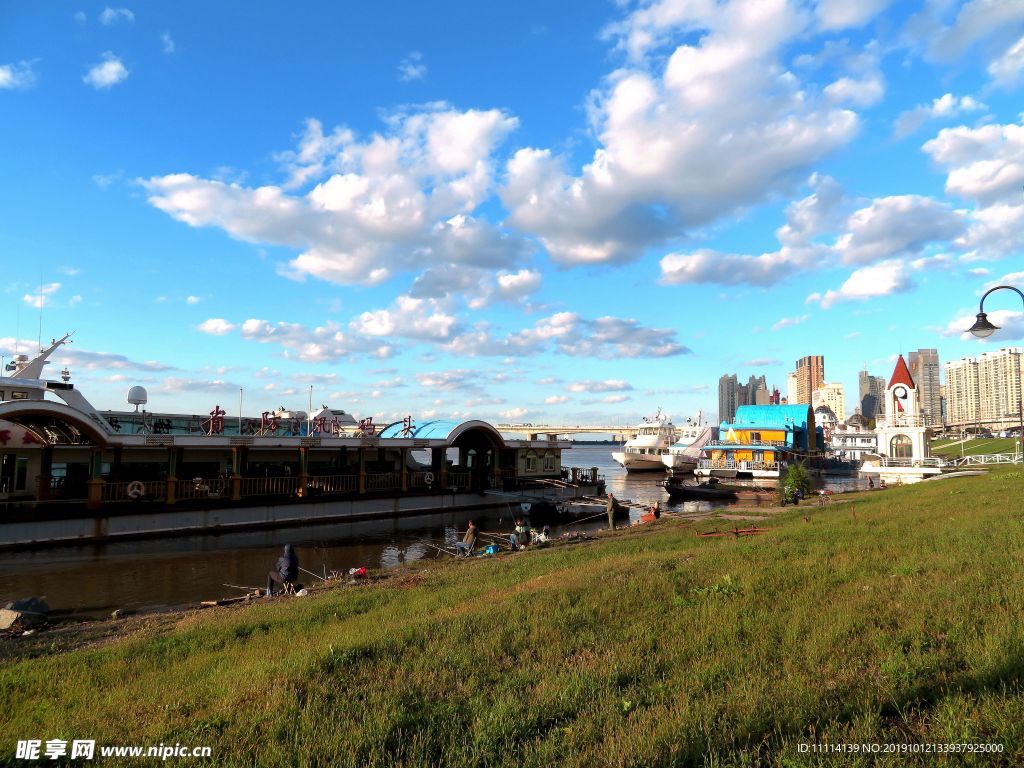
[{"xmin": 127, "ymin": 386, "xmax": 148, "ymax": 406}]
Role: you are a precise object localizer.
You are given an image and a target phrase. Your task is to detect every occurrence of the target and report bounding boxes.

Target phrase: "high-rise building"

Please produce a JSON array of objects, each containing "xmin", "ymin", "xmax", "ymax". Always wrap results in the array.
[
  {"xmin": 909, "ymin": 348, "xmax": 942, "ymax": 426},
  {"xmin": 812, "ymin": 382, "xmax": 847, "ymax": 422},
  {"xmin": 719, "ymin": 373, "xmax": 772, "ymax": 422},
  {"xmin": 718, "ymin": 374, "xmax": 739, "ymax": 424},
  {"xmin": 944, "ymin": 348, "xmax": 1024, "ymax": 430},
  {"xmin": 794, "ymin": 355, "xmax": 825, "ymax": 405},
  {"xmin": 858, "ymin": 369, "xmax": 886, "ymax": 420}
]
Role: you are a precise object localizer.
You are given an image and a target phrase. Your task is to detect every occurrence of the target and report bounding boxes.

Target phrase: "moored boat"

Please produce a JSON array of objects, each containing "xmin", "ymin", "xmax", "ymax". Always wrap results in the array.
[{"xmin": 611, "ymin": 409, "xmax": 676, "ymax": 472}]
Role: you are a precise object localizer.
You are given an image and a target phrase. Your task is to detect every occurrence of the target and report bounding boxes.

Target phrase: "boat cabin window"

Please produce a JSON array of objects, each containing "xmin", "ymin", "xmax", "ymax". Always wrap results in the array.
[
  {"xmin": 10, "ymin": 391, "xmax": 29, "ymax": 400},
  {"xmin": 525, "ymin": 455, "xmax": 538, "ymax": 472},
  {"xmin": 0, "ymin": 391, "xmax": 4, "ymax": 400},
  {"xmin": 543, "ymin": 453, "xmax": 555, "ymax": 471},
  {"xmin": 749, "ymin": 432, "xmax": 761, "ymax": 442}
]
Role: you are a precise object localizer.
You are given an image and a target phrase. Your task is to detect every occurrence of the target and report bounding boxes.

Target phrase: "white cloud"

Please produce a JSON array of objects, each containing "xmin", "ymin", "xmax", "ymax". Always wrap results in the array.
[
  {"xmin": 74, "ymin": 11, "xmax": 86, "ymax": 22},
  {"xmin": 566, "ymin": 379, "xmax": 633, "ymax": 393},
  {"xmin": 815, "ymin": 0, "xmax": 892, "ymax": 31},
  {"xmin": 893, "ymin": 93, "xmax": 986, "ymax": 138},
  {"xmin": 83, "ymin": 52, "xmax": 129, "ymax": 89},
  {"xmin": 809, "ymin": 259, "xmax": 913, "ymax": 308},
  {"xmin": 443, "ymin": 312, "xmax": 688, "ymax": 359},
  {"xmin": 185, "ymin": 295, "xmax": 200, "ymax": 304},
  {"xmin": 99, "ymin": 7, "xmax": 134, "ymax": 25},
  {"xmin": 659, "ymin": 174, "xmax": 843, "ymax": 286},
  {"xmin": 197, "ymin": 318, "xmax": 236, "ymax": 336},
  {"xmin": 161, "ymin": 32, "xmax": 175, "ymax": 54},
  {"xmin": 544, "ymin": 395, "xmax": 569, "ymax": 405},
  {"xmin": 924, "ymin": 121, "xmax": 1024, "ymax": 206},
  {"xmin": 350, "ymin": 295, "xmax": 458, "ymax": 341},
  {"xmin": 771, "ymin": 314, "xmax": 809, "ymax": 331},
  {"xmin": 834, "ymin": 195, "xmax": 965, "ymax": 265},
  {"xmin": 824, "ymin": 74, "xmax": 885, "ymax": 107},
  {"xmin": 739, "ymin": 357, "xmax": 783, "ymax": 366},
  {"xmin": 22, "ymin": 282, "xmax": 61, "ymax": 308},
  {"xmin": 68, "ymin": 295, "xmax": 83, "ymax": 308},
  {"xmin": 499, "ymin": 407, "xmax": 528, "ymax": 420},
  {"xmin": 599, "ymin": 394, "xmax": 630, "ymax": 404},
  {"xmin": 397, "ymin": 51, "xmax": 426, "ymax": 82},
  {"xmin": 918, "ymin": 0, "xmax": 1024, "ymax": 62},
  {"xmin": 143, "ymin": 106, "xmax": 523, "ymax": 290},
  {"xmin": 0, "ymin": 60, "xmax": 37, "ymax": 90},
  {"xmin": 503, "ymin": 0, "xmax": 859, "ymax": 266}
]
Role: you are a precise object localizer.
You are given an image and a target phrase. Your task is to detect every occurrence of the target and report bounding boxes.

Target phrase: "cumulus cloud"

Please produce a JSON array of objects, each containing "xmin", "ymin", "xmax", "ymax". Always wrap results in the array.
[
  {"xmin": 659, "ymin": 174, "xmax": 844, "ymax": 286},
  {"xmin": 197, "ymin": 318, "xmax": 236, "ymax": 336},
  {"xmin": 924, "ymin": 121, "xmax": 1024, "ymax": 206},
  {"xmin": 988, "ymin": 34, "xmax": 1024, "ymax": 87},
  {"xmin": 99, "ymin": 7, "xmax": 134, "ymax": 24},
  {"xmin": 83, "ymin": 52, "xmax": 129, "ymax": 89},
  {"xmin": 824, "ymin": 73, "xmax": 885, "ymax": 107},
  {"xmin": 808, "ymin": 259, "xmax": 913, "ymax": 308},
  {"xmin": 350, "ymin": 295, "xmax": 457, "ymax": 340},
  {"xmin": 771, "ymin": 315, "xmax": 809, "ymax": 331},
  {"xmin": 566, "ymin": 379, "xmax": 633, "ymax": 393},
  {"xmin": 499, "ymin": 407, "xmax": 528, "ymax": 420},
  {"xmin": 814, "ymin": 0, "xmax": 892, "ymax": 31},
  {"xmin": 502, "ymin": 0, "xmax": 859, "ymax": 266},
  {"xmin": 161, "ymin": 32, "xmax": 175, "ymax": 54},
  {"xmin": 913, "ymin": 0, "xmax": 1024, "ymax": 63},
  {"xmin": 445, "ymin": 312, "xmax": 689, "ymax": 359},
  {"xmin": 544, "ymin": 395, "xmax": 569, "ymax": 405},
  {"xmin": 893, "ymin": 93, "xmax": 986, "ymax": 139},
  {"xmin": 143, "ymin": 106, "xmax": 524, "ymax": 289},
  {"xmin": 22, "ymin": 282, "xmax": 61, "ymax": 308},
  {"xmin": 397, "ymin": 51, "xmax": 426, "ymax": 81},
  {"xmin": 834, "ymin": 195, "xmax": 965, "ymax": 265},
  {"xmin": 0, "ymin": 60, "xmax": 37, "ymax": 90}
]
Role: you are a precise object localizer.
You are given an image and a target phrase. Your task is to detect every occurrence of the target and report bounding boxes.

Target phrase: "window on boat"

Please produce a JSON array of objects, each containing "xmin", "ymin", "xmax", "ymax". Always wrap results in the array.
[
  {"xmin": 0, "ymin": 454, "xmax": 29, "ymax": 493},
  {"xmin": 543, "ymin": 454, "xmax": 555, "ymax": 471},
  {"xmin": 11, "ymin": 391, "xmax": 28, "ymax": 400},
  {"xmin": 525, "ymin": 454, "xmax": 538, "ymax": 471}
]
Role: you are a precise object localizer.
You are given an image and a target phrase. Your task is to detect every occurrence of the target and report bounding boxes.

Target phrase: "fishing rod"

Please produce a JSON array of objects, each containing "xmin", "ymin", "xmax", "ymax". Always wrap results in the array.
[
  {"xmin": 561, "ymin": 509, "xmax": 615, "ymax": 527},
  {"xmin": 223, "ymin": 583, "xmax": 261, "ymax": 591},
  {"xmin": 298, "ymin": 566, "xmax": 328, "ymax": 582}
]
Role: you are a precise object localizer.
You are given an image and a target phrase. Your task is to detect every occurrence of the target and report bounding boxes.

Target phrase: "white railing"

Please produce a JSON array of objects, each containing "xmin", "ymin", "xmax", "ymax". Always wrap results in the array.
[
  {"xmin": 948, "ymin": 453, "xmax": 1023, "ymax": 467},
  {"xmin": 877, "ymin": 457, "xmax": 947, "ymax": 468},
  {"xmin": 697, "ymin": 459, "xmax": 779, "ymax": 471}
]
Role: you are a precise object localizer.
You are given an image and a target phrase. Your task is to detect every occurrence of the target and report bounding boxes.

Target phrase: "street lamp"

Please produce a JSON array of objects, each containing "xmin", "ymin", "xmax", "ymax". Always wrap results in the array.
[{"xmin": 967, "ymin": 284, "xmax": 1024, "ymax": 338}]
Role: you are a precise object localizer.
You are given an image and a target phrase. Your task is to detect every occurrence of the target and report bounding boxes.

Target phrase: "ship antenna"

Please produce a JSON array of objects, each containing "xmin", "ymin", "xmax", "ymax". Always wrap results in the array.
[{"xmin": 37, "ymin": 274, "xmax": 43, "ymax": 352}]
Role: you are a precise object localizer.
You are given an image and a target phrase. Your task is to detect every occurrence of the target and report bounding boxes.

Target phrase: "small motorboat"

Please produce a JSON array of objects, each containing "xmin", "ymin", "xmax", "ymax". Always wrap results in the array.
[{"xmin": 661, "ymin": 478, "xmax": 740, "ymax": 500}]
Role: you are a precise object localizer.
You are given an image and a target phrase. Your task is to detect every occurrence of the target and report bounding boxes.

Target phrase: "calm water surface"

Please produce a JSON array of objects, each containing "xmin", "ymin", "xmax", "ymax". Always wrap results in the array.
[{"xmin": 0, "ymin": 444, "xmax": 868, "ymax": 614}]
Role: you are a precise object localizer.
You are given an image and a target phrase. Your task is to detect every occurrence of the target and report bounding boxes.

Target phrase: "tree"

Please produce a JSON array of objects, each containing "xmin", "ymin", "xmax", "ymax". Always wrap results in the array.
[{"xmin": 779, "ymin": 461, "xmax": 813, "ymax": 503}]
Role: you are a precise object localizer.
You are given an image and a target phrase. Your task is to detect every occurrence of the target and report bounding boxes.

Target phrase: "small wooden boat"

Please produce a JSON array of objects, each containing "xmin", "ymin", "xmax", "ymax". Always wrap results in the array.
[{"xmin": 661, "ymin": 477, "xmax": 774, "ymax": 500}]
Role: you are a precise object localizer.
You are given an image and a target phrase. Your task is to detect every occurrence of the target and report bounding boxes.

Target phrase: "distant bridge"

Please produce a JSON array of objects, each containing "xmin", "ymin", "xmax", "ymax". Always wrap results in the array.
[{"xmin": 496, "ymin": 423, "xmax": 639, "ymax": 440}]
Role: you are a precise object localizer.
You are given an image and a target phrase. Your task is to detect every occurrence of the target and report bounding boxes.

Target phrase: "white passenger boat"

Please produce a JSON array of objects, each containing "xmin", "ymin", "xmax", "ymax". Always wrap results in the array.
[
  {"xmin": 611, "ymin": 410, "xmax": 676, "ymax": 472},
  {"xmin": 661, "ymin": 412, "xmax": 717, "ymax": 474}
]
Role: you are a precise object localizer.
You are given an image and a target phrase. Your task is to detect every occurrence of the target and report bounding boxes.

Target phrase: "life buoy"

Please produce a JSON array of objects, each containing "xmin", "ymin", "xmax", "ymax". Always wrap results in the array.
[
  {"xmin": 127, "ymin": 480, "xmax": 145, "ymax": 499},
  {"xmin": 520, "ymin": 502, "xmax": 532, "ymax": 513},
  {"xmin": 424, "ymin": 471, "xmax": 435, "ymax": 485}
]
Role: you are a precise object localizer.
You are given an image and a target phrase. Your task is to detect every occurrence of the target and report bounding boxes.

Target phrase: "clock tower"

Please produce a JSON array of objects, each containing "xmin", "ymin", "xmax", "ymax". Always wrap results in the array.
[{"xmin": 875, "ymin": 355, "xmax": 931, "ymax": 462}]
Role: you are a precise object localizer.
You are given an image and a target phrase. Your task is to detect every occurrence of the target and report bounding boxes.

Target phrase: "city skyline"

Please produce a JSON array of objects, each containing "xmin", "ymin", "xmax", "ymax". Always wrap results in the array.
[{"xmin": 3, "ymin": 1, "xmax": 1024, "ymax": 426}]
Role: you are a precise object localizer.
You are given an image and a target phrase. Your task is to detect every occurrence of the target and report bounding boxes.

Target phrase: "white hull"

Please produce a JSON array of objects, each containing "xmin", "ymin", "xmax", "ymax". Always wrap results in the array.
[
  {"xmin": 662, "ymin": 455, "xmax": 697, "ymax": 473},
  {"xmin": 612, "ymin": 451, "xmax": 667, "ymax": 472}
]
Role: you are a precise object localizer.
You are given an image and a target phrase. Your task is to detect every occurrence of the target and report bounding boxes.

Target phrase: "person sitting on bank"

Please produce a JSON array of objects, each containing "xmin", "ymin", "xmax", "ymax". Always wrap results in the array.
[
  {"xmin": 650, "ymin": 500, "xmax": 662, "ymax": 520},
  {"xmin": 455, "ymin": 520, "xmax": 478, "ymax": 557},
  {"xmin": 513, "ymin": 517, "xmax": 531, "ymax": 549},
  {"xmin": 266, "ymin": 544, "xmax": 299, "ymax": 596}
]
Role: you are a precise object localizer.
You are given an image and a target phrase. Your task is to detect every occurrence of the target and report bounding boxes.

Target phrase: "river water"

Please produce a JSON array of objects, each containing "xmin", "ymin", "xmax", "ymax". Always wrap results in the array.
[{"xmin": 0, "ymin": 445, "xmax": 869, "ymax": 615}]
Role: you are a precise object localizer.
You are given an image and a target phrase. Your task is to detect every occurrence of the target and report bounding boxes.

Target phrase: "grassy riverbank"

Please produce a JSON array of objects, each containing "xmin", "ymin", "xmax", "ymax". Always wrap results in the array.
[{"xmin": 2, "ymin": 469, "xmax": 1024, "ymax": 766}]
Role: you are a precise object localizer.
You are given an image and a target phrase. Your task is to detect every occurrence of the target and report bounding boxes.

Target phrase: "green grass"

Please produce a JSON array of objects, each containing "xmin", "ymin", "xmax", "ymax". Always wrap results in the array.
[
  {"xmin": 2, "ymin": 469, "xmax": 1024, "ymax": 766},
  {"xmin": 931, "ymin": 438, "xmax": 1021, "ymax": 458}
]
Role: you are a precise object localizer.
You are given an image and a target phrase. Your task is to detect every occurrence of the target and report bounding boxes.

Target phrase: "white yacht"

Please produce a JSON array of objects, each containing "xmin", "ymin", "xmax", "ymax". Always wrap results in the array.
[
  {"xmin": 661, "ymin": 412, "xmax": 717, "ymax": 474},
  {"xmin": 611, "ymin": 410, "xmax": 676, "ymax": 472}
]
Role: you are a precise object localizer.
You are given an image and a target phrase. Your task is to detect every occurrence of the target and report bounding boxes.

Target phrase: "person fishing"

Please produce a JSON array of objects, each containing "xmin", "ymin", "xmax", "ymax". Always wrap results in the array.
[
  {"xmin": 606, "ymin": 493, "xmax": 618, "ymax": 530},
  {"xmin": 266, "ymin": 544, "xmax": 299, "ymax": 596},
  {"xmin": 455, "ymin": 520, "xmax": 478, "ymax": 557}
]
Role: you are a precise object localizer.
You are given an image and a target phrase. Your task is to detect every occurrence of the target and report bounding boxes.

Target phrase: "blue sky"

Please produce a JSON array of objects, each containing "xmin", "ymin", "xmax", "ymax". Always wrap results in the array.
[{"xmin": 2, "ymin": 0, "xmax": 1024, "ymax": 426}]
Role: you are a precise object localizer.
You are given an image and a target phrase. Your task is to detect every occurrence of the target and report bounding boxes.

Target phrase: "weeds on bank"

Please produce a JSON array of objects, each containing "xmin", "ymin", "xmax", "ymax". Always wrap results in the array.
[{"xmin": 0, "ymin": 467, "xmax": 1022, "ymax": 766}]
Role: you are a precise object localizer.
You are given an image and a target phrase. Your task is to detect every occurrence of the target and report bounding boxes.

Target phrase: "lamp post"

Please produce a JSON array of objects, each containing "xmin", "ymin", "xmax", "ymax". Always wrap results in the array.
[
  {"xmin": 967, "ymin": 284, "xmax": 1024, "ymax": 458},
  {"xmin": 967, "ymin": 284, "xmax": 1024, "ymax": 338}
]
